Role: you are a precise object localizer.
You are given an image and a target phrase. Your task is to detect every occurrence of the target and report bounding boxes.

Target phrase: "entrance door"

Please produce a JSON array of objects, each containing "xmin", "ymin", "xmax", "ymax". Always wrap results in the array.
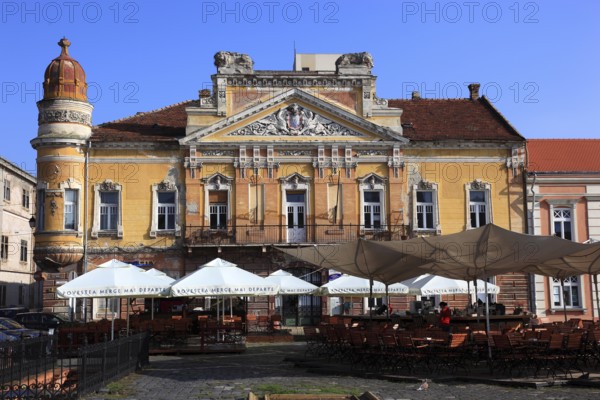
[
  {"xmin": 281, "ymin": 267, "xmax": 322, "ymax": 326},
  {"xmin": 286, "ymin": 192, "xmax": 306, "ymax": 243}
]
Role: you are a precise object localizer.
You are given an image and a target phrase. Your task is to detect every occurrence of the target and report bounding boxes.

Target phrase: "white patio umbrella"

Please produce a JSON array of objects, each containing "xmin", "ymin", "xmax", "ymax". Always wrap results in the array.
[
  {"xmin": 170, "ymin": 258, "xmax": 278, "ymax": 330},
  {"xmin": 144, "ymin": 268, "xmax": 175, "ymax": 320},
  {"xmin": 317, "ymin": 274, "xmax": 409, "ymax": 316},
  {"xmin": 265, "ymin": 269, "xmax": 319, "ymax": 322},
  {"xmin": 57, "ymin": 259, "xmax": 172, "ymax": 336},
  {"xmin": 265, "ymin": 270, "xmax": 318, "ymax": 294},
  {"xmin": 316, "ymin": 274, "xmax": 409, "ymax": 297},
  {"xmin": 401, "ymin": 274, "xmax": 500, "ymax": 296}
]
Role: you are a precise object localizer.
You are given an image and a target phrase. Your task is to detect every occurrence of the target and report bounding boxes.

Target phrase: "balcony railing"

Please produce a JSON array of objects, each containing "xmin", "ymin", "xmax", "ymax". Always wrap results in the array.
[{"xmin": 185, "ymin": 224, "xmax": 409, "ymax": 246}]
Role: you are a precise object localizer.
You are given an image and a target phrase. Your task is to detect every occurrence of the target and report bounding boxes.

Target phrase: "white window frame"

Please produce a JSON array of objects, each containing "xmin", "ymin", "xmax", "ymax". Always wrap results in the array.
[
  {"xmin": 63, "ymin": 189, "xmax": 78, "ymax": 231},
  {"xmin": 91, "ymin": 180, "xmax": 123, "ymax": 238},
  {"xmin": 20, "ymin": 240, "xmax": 27, "ymax": 262},
  {"xmin": 412, "ymin": 181, "xmax": 439, "ymax": 233},
  {"xmin": 3, "ymin": 179, "xmax": 10, "ymax": 202},
  {"xmin": 150, "ymin": 180, "xmax": 181, "ymax": 238},
  {"xmin": 358, "ymin": 174, "xmax": 387, "ymax": 231},
  {"xmin": 157, "ymin": 192, "xmax": 177, "ymax": 231},
  {"xmin": 22, "ymin": 188, "xmax": 30, "ymax": 209},
  {"xmin": 551, "ymin": 276, "xmax": 582, "ymax": 309},
  {"xmin": 209, "ymin": 203, "xmax": 228, "ymax": 230},
  {"xmin": 547, "ymin": 201, "xmax": 582, "ymax": 310},
  {"xmin": 58, "ymin": 179, "xmax": 83, "ymax": 235},
  {"xmin": 465, "ymin": 180, "xmax": 492, "ymax": 229},
  {"xmin": 203, "ymin": 173, "xmax": 233, "ymax": 231},
  {"xmin": 93, "ymin": 297, "xmax": 120, "ymax": 319},
  {"xmin": 100, "ymin": 191, "xmax": 119, "ymax": 231}
]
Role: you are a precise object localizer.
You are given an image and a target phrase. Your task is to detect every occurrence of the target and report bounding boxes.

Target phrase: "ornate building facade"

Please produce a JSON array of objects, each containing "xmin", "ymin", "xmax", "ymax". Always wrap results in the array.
[
  {"xmin": 32, "ymin": 40, "xmax": 527, "ymax": 322},
  {"xmin": 0, "ymin": 157, "xmax": 38, "ymax": 309},
  {"xmin": 527, "ymin": 139, "xmax": 600, "ymax": 323}
]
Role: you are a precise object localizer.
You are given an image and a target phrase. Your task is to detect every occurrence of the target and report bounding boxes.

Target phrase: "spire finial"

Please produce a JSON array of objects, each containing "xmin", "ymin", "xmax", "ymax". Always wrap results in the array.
[{"xmin": 58, "ymin": 37, "xmax": 70, "ymax": 56}]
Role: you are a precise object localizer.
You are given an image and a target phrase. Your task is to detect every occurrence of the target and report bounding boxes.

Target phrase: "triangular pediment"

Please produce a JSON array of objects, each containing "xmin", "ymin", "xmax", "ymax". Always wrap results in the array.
[{"xmin": 180, "ymin": 88, "xmax": 406, "ymax": 145}]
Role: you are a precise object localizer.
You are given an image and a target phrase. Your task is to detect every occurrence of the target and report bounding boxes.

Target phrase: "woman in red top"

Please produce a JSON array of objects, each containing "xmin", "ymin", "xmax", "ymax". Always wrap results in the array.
[{"xmin": 439, "ymin": 302, "xmax": 451, "ymax": 332}]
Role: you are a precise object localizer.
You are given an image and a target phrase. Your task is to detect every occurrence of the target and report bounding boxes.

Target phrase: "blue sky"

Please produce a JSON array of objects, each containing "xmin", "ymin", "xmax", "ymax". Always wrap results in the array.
[{"xmin": 1, "ymin": 0, "xmax": 598, "ymax": 175}]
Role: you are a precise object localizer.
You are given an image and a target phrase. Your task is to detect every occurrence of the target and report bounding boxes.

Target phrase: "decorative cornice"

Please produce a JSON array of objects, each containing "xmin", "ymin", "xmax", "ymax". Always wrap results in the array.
[
  {"xmin": 38, "ymin": 109, "xmax": 92, "ymax": 126},
  {"xmin": 279, "ymin": 150, "xmax": 313, "ymax": 156},
  {"xmin": 202, "ymin": 150, "xmax": 235, "ymax": 157},
  {"xmin": 224, "ymin": 76, "xmax": 363, "ymax": 88}
]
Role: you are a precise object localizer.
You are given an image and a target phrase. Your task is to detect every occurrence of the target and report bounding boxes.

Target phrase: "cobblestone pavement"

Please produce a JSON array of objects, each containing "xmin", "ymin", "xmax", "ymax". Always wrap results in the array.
[{"xmin": 85, "ymin": 342, "xmax": 600, "ymax": 400}]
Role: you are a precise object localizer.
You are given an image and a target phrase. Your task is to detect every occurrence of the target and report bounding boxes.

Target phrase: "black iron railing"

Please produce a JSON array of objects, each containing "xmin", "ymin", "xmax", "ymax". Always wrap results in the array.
[
  {"xmin": 185, "ymin": 223, "xmax": 409, "ymax": 246},
  {"xmin": 0, "ymin": 332, "xmax": 149, "ymax": 399}
]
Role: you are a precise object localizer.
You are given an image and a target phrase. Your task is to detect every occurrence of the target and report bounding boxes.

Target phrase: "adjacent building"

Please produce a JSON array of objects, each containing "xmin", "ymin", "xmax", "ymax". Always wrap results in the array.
[
  {"xmin": 32, "ymin": 39, "xmax": 528, "ymax": 322},
  {"xmin": 527, "ymin": 139, "xmax": 600, "ymax": 322},
  {"xmin": 0, "ymin": 157, "xmax": 38, "ymax": 309}
]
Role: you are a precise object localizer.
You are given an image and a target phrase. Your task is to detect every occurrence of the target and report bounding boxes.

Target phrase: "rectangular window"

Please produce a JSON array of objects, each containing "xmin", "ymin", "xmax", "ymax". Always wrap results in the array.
[
  {"xmin": 20, "ymin": 240, "xmax": 27, "ymax": 262},
  {"xmin": 210, "ymin": 204, "xmax": 227, "ymax": 229},
  {"xmin": 22, "ymin": 189, "xmax": 30, "ymax": 209},
  {"xmin": 94, "ymin": 298, "xmax": 119, "ymax": 318},
  {"xmin": 37, "ymin": 189, "xmax": 45, "ymax": 231},
  {"xmin": 100, "ymin": 191, "xmax": 119, "ymax": 230},
  {"xmin": 3, "ymin": 180, "xmax": 10, "ymax": 201},
  {"xmin": 209, "ymin": 191, "xmax": 228, "ymax": 229},
  {"xmin": 552, "ymin": 276, "xmax": 581, "ymax": 308},
  {"xmin": 64, "ymin": 189, "xmax": 78, "ymax": 230},
  {"xmin": 157, "ymin": 192, "xmax": 176, "ymax": 230},
  {"xmin": 553, "ymin": 209, "xmax": 572, "ymax": 240},
  {"xmin": 1, "ymin": 236, "xmax": 8, "ymax": 260},
  {"xmin": 363, "ymin": 191, "xmax": 381, "ymax": 229},
  {"xmin": 469, "ymin": 190, "xmax": 487, "ymax": 228},
  {"xmin": 416, "ymin": 191, "xmax": 434, "ymax": 229}
]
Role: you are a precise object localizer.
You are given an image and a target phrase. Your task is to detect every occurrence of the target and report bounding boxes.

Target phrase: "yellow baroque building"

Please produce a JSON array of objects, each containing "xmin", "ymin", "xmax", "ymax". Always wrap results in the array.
[{"xmin": 32, "ymin": 41, "xmax": 527, "ymax": 323}]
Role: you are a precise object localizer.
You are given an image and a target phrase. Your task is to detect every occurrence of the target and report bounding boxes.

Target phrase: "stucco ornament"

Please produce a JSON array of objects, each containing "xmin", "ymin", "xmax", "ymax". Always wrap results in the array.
[
  {"xmin": 228, "ymin": 103, "xmax": 363, "ymax": 137},
  {"xmin": 214, "ymin": 51, "xmax": 254, "ymax": 74},
  {"xmin": 335, "ymin": 52, "xmax": 374, "ymax": 69}
]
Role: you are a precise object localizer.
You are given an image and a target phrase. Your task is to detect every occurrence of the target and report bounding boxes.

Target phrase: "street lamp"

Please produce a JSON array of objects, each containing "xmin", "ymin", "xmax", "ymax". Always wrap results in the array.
[{"xmin": 28, "ymin": 215, "xmax": 36, "ymax": 229}]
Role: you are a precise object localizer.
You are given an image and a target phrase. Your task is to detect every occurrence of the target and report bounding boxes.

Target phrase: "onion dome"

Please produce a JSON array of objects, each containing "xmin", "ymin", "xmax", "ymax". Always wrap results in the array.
[{"xmin": 43, "ymin": 38, "xmax": 88, "ymax": 102}]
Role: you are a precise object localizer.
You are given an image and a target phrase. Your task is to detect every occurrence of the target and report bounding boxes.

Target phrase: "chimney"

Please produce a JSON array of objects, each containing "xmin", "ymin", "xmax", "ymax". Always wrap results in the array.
[
  {"xmin": 411, "ymin": 91, "xmax": 421, "ymax": 100},
  {"xmin": 468, "ymin": 83, "xmax": 480, "ymax": 100}
]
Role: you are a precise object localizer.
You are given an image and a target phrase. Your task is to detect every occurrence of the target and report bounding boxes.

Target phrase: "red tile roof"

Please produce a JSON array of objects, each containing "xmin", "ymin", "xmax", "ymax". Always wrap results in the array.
[
  {"xmin": 91, "ymin": 100, "xmax": 195, "ymax": 143},
  {"xmin": 91, "ymin": 96, "xmax": 524, "ymax": 143},
  {"xmin": 387, "ymin": 97, "xmax": 524, "ymax": 142},
  {"xmin": 527, "ymin": 139, "xmax": 600, "ymax": 173}
]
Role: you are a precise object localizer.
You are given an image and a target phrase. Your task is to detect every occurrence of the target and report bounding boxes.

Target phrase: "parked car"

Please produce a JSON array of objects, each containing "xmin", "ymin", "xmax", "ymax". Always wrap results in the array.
[
  {"xmin": 0, "ymin": 307, "xmax": 29, "ymax": 319},
  {"xmin": 14, "ymin": 312, "xmax": 68, "ymax": 332},
  {"xmin": 0, "ymin": 317, "xmax": 44, "ymax": 340}
]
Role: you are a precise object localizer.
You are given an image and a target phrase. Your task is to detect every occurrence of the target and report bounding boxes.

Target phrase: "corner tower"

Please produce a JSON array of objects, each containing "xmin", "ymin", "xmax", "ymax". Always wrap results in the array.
[{"xmin": 31, "ymin": 38, "xmax": 93, "ymax": 272}]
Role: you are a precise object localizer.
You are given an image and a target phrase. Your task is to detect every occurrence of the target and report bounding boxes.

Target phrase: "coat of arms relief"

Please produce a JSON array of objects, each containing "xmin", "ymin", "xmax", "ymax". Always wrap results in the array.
[{"xmin": 227, "ymin": 103, "xmax": 363, "ymax": 137}]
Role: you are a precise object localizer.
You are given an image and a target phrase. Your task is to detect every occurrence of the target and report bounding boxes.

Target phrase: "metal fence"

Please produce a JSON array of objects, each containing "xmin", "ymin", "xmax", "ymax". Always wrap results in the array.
[
  {"xmin": 0, "ymin": 332, "xmax": 149, "ymax": 399},
  {"xmin": 186, "ymin": 223, "xmax": 409, "ymax": 246}
]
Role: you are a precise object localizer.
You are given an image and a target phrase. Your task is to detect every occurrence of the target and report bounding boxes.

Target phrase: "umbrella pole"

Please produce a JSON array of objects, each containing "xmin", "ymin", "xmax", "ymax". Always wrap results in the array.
[
  {"xmin": 561, "ymin": 278, "xmax": 568, "ymax": 323},
  {"xmin": 127, "ymin": 299, "xmax": 130, "ymax": 335},
  {"xmin": 485, "ymin": 280, "xmax": 492, "ymax": 360},
  {"xmin": 151, "ymin": 298, "xmax": 154, "ymax": 320},
  {"xmin": 594, "ymin": 275, "xmax": 600, "ymax": 324}
]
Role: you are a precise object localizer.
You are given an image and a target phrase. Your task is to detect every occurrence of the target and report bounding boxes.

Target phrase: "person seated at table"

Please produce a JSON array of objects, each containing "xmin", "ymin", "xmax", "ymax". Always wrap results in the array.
[
  {"xmin": 376, "ymin": 304, "xmax": 388, "ymax": 315},
  {"xmin": 529, "ymin": 314, "xmax": 541, "ymax": 326},
  {"xmin": 438, "ymin": 302, "xmax": 451, "ymax": 332}
]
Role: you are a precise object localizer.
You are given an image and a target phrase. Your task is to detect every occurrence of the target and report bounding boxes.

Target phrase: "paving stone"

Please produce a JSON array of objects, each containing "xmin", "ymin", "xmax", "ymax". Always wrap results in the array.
[{"xmin": 82, "ymin": 342, "xmax": 600, "ymax": 400}]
